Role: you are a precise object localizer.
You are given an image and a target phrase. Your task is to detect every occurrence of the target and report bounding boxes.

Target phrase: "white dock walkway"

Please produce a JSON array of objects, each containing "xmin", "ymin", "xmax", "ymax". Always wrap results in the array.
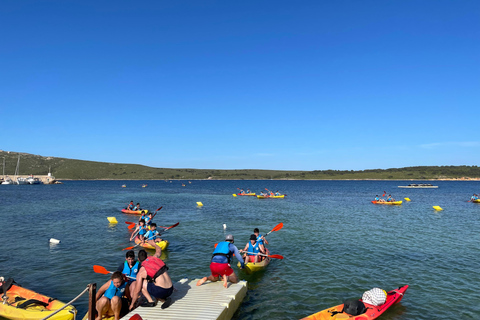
[{"xmin": 120, "ymin": 278, "xmax": 248, "ymax": 320}]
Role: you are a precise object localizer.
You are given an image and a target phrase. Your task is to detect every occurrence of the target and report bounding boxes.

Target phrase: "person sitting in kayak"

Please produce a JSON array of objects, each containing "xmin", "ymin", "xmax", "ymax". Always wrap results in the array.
[
  {"xmin": 117, "ymin": 250, "xmax": 140, "ymax": 296},
  {"xmin": 144, "ymin": 212, "xmax": 153, "ymax": 226},
  {"xmin": 129, "ymin": 245, "xmax": 173, "ymax": 309},
  {"xmin": 386, "ymin": 195, "xmax": 395, "ymax": 202},
  {"xmin": 196, "ymin": 234, "xmax": 245, "ymax": 289},
  {"xmin": 246, "ymin": 189, "xmax": 251, "ymax": 194},
  {"xmin": 130, "ymin": 219, "xmax": 147, "ymax": 243},
  {"xmin": 126, "ymin": 201, "xmax": 134, "ymax": 210},
  {"xmin": 471, "ymin": 194, "xmax": 478, "ymax": 201},
  {"xmin": 275, "ymin": 190, "xmax": 281, "ymax": 196},
  {"xmin": 242, "ymin": 234, "xmax": 265, "ymax": 264},
  {"xmin": 144, "ymin": 223, "xmax": 163, "ymax": 242},
  {"xmin": 374, "ymin": 195, "xmax": 386, "ymax": 202},
  {"xmin": 254, "ymin": 227, "xmax": 269, "ymax": 247},
  {"xmin": 133, "ymin": 203, "xmax": 141, "ymax": 211},
  {"xmin": 239, "ymin": 189, "xmax": 245, "ymax": 195},
  {"xmin": 95, "ymin": 271, "xmax": 129, "ymax": 320}
]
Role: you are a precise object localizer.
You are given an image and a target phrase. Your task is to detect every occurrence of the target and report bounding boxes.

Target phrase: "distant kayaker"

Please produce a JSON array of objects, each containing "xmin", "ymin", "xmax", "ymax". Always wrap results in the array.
[
  {"xmin": 95, "ymin": 271, "xmax": 129, "ymax": 320},
  {"xmin": 471, "ymin": 194, "xmax": 478, "ymax": 201},
  {"xmin": 242, "ymin": 234, "xmax": 265, "ymax": 264},
  {"xmin": 144, "ymin": 223, "xmax": 162, "ymax": 242},
  {"xmin": 196, "ymin": 234, "xmax": 245, "ymax": 289},
  {"xmin": 246, "ymin": 189, "xmax": 251, "ymax": 194},
  {"xmin": 117, "ymin": 250, "xmax": 140, "ymax": 288},
  {"xmin": 130, "ymin": 219, "xmax": 147, "ymax": 243},
  {"xmin": 126, "ymin": 201, "xmax": 134, "ymax": 210},
  {"xmin": 275, "ymin": 190, "xmax": 281, "ymax": 196},
  {"xmin": 386, "ymin": 195, "xmax": 395, "ymax": 202},
  {"xmin": 129, "ymin": 245, "xmax": 173, "ymax": 309},
  {"xmin": 133, "ymin": 203, "xmax": 141, "ymax": 211},
  {"xmin": 239, "ymin": 189, "xmax": 245, "ymax": 194}
]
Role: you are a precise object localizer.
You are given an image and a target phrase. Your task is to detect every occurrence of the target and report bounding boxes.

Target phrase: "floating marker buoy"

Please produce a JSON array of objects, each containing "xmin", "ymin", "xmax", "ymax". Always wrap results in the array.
[
  {"xmin": 49, "ymin": 238, "xmax": 60, "ymax": 244},
  {"xmin": 196, "ymin": 202, "xmax": 203, "ymax": 207},
  {"xmin": 433, "ymin": 206, "xmax": 443, "ymax": 211},
  {"xmin": 223, "ymin": 223, "xmax": 227, "ymax": 230},
  {"xmin": 107, "ymin": 217, "xmax": 118, "ymax": 223},
  {"xmin": 404, "ymin": 198, "xmax": 411, "ymax": 202},
  {"xmin": 232, "ymin": 194, "xmax": 237, "ymax": 197}
]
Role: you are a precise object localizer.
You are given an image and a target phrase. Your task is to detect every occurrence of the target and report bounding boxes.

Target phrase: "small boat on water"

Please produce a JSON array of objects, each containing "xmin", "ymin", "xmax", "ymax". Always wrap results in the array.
[
  {"xmin": 16, "ymin": 177, "xmax": 28, "ymax": 185},
  {"xmin": 26, "ymin": 176, "xmax": 41, "ymax": 185},
  {"xmin": 1, "ymin": 176, "xmax": 14, "ymax": 185},
  {"xmin": 237, "ymin": 256, "xmax": 271, "ymax": 274},
  {"xmin": 237, "ymin": 193, "xmax": 256, "ymax": 196},
  {"xmin": 257, "ymin": 195, "xmax": 285, "ymax": 199},
  {"xmin": 301, "ymin": 285, "xmax": 408, "ymax": 320},
  {"xmin": 371, "ymin": 200, "xmax": 402, "ymax": 205},
  {"xmin": 121, "ymin": 209, "xmax": 149, "ymax": 215},
  {"xmin": 472, "ymin": 199, "xmax": 480, "ymax": 203},
  {"xmin": 0, "ymin": 278, "xmax": 77, "ymax": 320},
  {"xmin": 398, "ymin": 183, "xmax": 438, "ymax": 188},
  {"xmin": 134, "ymin": 236, "xmax": 169, "ymax": 250}
]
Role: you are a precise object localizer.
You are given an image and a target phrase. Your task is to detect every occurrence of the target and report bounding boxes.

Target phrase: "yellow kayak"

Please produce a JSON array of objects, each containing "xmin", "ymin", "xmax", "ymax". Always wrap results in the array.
[
  {"xmin": 0, "ymin": 279, "xmax": 76, "ymax": 320},
  {"xmin": 371, "ymin": 200, "xmax": 402, "ymax": 205},
  {"xmin": 472, "ymin": 199, "xmax": 480, "ymax": 203},
  {"xmin": 237, "ymin": 257, "xmax": 271, "ymax": 274},
  {"xmin": 134, "ymin": 236, "xmax": 169, "ymax": 250},
  {"xmin": 257, "ymin": 195, "xmax": 285, "ymax": 199}
]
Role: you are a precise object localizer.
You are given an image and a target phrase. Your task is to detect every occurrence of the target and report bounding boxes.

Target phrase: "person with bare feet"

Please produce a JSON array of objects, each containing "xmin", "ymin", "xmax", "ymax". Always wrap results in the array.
[
  {"xmin": 197, "ymin": 234, "xmax": 244, "ymax": 288},
  {"xmin": 129, "ymin": 241, "xmax": 173, "ymax": 310},
  {"xmin": 95, "ymin": 271, "xmax": 129, "ymax": 320}
]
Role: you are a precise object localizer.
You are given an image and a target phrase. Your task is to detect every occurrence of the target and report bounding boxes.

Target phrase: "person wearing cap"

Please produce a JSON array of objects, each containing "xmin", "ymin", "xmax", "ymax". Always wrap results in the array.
[
  {"xmin": 196, "ymin": 234, "xmax": 244, "ymax": 289},
  {"xmin": 242, "ymin": 234, "xmax": 265, "ymax": 264}
]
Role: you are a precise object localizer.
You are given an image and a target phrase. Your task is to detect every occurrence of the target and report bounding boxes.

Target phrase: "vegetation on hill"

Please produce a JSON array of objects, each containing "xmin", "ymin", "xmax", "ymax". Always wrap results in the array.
[{"xmin": 1, "ymin": 150, "xmax": 479, "ymax": 180}]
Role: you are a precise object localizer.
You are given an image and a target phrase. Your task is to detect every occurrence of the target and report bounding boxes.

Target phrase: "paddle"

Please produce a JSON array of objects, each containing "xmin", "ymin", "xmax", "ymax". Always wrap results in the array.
[
  {"xmin": 264, "ymin": 222, "xmax": 283, "ymax": 237},
  {"xmin": 158, "ymin": 222, "xmax": 180, "ymax": 231},
  {"xmin": 240, "ymin": 250, "xmax": 283, "ymax": 260},
  {"xmin": 93, "ymin": 265, "xmax": 136, "ymax": 279},
  {"xmin": 382, "ymin": 191, "xmax": 386, "ymax": 197}
]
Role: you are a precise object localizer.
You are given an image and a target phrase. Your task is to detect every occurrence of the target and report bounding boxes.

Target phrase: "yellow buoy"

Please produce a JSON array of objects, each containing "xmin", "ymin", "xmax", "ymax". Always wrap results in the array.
[
  {"xmin": 196, "ymin": 202, "xmax": 203, "ymax": 207},
  {"xmin": 404, "ymin": 198, "xmax": 411, "ymax": 202},
  {"xmin": 433, "ymin": 206, "xmax": 443, "ymax": 211},
  {"xmin": 107, "ymin": 217, "xmax": 118, "ymax": 223},
  {"xmin": 232, "ymin": 194, "xmax": 237, "ymax": 197}
]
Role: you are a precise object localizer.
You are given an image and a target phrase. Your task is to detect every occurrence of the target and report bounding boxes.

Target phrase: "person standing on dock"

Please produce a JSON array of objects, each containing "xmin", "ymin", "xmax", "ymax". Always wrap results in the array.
[
  {"xmin": 129, "ymin": 242, "xmax": 173, "ymax": 309},
  {"xmin": 196, "ymin": 234, "xmax": 245, "ymax": 288}
]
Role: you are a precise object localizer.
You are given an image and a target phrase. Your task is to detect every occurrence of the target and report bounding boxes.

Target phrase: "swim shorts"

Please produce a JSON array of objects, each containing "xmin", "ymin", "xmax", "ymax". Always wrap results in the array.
[
  {"xmin": 146, "ymin": 283, "xmax": 173, "ymax": 300},
  {"xmin": 209, "ymin": 262, "xmax": 233, "ymax": 277}
]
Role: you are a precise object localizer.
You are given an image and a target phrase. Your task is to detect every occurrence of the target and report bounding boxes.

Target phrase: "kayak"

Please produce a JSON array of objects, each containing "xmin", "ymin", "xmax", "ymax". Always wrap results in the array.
[
  {"xmin": 472, "ymin": 199, "xmax": 480, "ymax": 203},
  {"xmin": 134, "ymin": 236, "xmax": 169, "ymax": 250},
  {"xmin": 301, "ymin": 285, "xmax": 408, "ymax": 320},
  {"xmin": 0, "ymin": 278, "xmax": 76, "ymax": 320},
  {"xmin": 257, "ymin": 195, "xmax": 285, "ymax": 199},
  {"xmin": 237, "ymin": 193, "xmax": 256, "ymax": 196},
  {"xmin": 121, "ymin": 209, "xmax": 149, "ymax": 214},
  {"xmin": 371, "ymin": 200, "xmax": 402, "ymax": 205},
  {"xmin": 237, "ymin": 256, "xmax": 271, "ymax": 274}
]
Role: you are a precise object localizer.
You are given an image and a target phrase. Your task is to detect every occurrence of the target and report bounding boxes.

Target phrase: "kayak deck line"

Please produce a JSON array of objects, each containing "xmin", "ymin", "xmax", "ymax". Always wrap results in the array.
[{"xmin": 120, "ymin": 278, "xmax": 247, "ymax": 320}]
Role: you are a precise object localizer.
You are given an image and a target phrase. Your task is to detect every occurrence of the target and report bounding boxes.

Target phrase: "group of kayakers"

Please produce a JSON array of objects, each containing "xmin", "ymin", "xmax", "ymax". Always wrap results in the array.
[
  {"xmin": 129, "ymin": 211, "xmax": 163, "ymax": 244},
  {"xmin": 237, "ymin": 188, "xmax": 283, "ymax": 197},
  {"xmin": 471, "ymin": 194, "xmax": 479, "ymax": 201},
  {"xmin": 125, "ymin": 201, "xmax": 142, "ymax": 211}
]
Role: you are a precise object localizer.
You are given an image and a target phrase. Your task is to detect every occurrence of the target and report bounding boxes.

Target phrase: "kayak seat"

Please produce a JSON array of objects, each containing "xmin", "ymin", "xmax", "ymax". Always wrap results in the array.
[{"xmin": 16, "ymin": 299, "xmax": 49, "ymax": 309}]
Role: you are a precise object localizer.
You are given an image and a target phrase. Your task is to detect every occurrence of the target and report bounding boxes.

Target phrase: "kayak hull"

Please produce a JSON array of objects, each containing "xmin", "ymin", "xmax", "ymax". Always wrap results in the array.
[
  {"xmin": 0, "ymin": 283, "xmax": 76, "ymax": 320},
  {"xmin": 371, "ymin": 200, "xmax": 402, "ymax": 205},
  {"xmin": 237, "ymin": 193, "xmax": 256, "ymax": 196},
  {"xmin": 121, "ymin": 209, "xmax": 149, "ymax": 215},
  {"xmin": 472, "ymin": 199, "xmax": 480, "ymax": 203},
  {"xmin": 237, "ymin": 257, "xmax": 271, "ymax": 274},
  {"xmin": 257, "ymin": 195, "xmax": 285, "ymax": 199},
  {"xmin": 134, "ymin": 236, "xmax": 169, "ymax": 250},
  {"xmin": 301, "ymin": 285, "xmax": 408, "ymax": 320}
]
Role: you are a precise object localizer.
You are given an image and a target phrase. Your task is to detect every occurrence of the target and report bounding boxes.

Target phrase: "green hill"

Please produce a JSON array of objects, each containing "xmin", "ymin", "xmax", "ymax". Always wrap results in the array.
[{"xmin": 1, "ymin": 150, "xmax": 479, "ymax": 180}]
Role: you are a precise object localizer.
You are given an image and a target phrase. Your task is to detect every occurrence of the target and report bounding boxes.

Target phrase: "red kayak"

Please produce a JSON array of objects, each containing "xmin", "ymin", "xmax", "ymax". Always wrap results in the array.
[{"xmin": 301, "ymin": 285, "xmax": 408, "ymax": 320}]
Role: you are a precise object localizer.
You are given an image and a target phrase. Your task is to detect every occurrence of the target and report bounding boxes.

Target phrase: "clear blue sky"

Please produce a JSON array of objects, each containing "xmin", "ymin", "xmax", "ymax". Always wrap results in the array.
[{"xmin": 1, "ymin": 0, "xmax": 479, "ymax": 171}]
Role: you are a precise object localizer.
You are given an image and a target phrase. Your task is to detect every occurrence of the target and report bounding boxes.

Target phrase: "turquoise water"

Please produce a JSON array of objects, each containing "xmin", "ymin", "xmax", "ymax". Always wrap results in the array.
[{"xmin": 1, "ymin": 180, "xmax": 479, "ymax": 319}]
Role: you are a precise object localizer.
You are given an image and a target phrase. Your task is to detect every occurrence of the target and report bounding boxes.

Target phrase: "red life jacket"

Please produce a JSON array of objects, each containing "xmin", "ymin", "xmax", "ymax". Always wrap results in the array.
[{"xmin": 141, "ymin": 256, "xmax": 168, "ymax": 282}]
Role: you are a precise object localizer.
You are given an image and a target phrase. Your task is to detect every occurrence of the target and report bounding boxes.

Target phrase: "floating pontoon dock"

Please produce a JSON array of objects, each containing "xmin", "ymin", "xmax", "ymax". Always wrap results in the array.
[{"xmin": 120, "ymin": 278, "xmax": 248, "ymax": 320}]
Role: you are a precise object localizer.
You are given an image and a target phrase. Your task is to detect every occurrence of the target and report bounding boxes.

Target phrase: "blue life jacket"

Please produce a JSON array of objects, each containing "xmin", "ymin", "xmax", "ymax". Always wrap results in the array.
[
  {"xmin": 139, "ymin": 225, "xmax": 147, "ymax": 236},
  {"xmin": 256, "ymin": 234, "xmax": 265, "ymax": 246},
  {"xmin": 145, "ymin": 230, "xmax": 158, "ymax": 240},
  {"xmin": 212, "ymin": 242, "xmax": 232, "ymax": 263},
  {"xmin": 104, "ymin": 280, "xmax": 127, "ymax": 299},
  {"xmin": 122, "ymin": 261, "xmax": 139, "ymax": 282},
  {"xmin": 247, "ymin": 242, "xmax": 260, "ymax": 256}
]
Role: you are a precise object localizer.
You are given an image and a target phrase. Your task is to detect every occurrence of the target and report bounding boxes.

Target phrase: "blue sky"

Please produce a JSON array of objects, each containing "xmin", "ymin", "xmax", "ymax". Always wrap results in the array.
[{"xmin": 1, "ymin": 0, "xmax": 479, "ymax": 171}]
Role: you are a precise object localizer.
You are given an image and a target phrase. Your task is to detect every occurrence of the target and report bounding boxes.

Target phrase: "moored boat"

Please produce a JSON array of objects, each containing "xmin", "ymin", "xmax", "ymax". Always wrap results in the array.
[
  {"xmin": 371, "ymin": 200, "xmax": 402, "ymax": 205},
  {"xmin": 121, "ymin": 209, "xmax": 149, "ymax": 214},
  {"xmin": 0, "ymin": 278, "xmax": 77, "ymax": 320},
  {"xmin": 134, "ymin": 236, "xmax": 169, "ymax": 250},
  {"xmin": 300, "ymin": 285, "xmax": 408, "ymax": 320},
  {"xmin": 398, "ymin": 183, "xmax": 438, "ymax": 188}
]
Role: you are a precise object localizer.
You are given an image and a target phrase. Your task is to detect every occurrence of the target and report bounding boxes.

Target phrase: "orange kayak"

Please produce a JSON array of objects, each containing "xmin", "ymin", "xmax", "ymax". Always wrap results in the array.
[
  {"xmin": 301, "ymin": 285, "xmax": 408, "ymax": 320},
  {"xmin": 121, "ymin": 209, "xmax": 149, "ymax": 214}
]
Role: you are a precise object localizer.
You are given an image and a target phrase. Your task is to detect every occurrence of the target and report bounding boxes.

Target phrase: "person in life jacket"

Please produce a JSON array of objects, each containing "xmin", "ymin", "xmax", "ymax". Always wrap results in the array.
[
  {"xmin": 242, "ymin": 234, "xmax": 266, "ymax": 264},
  {"xmin": 144, "ymin": 223, "xmax": 162, "ymax": 243},
  {"xmin": 126, "ymin": 201, "xmax": 134, "ymax": 210},
  {"xmin": 196, "ymin": 234, "xmax": 245, "ymax": 289},
  {"xmin": 129, "ymin": 243, "xmax": 173, "ymax": 310},
  {"xmin": 117, "ymin": 250, "xmax": 140, "ymax": 289},
  {"xmin": 144, "ymin": 212, "xmax": 153, "ymax": 226},
  {"xmin": 253, "ymin": 228, "xmax": 269, "ymax": 260},
  {"xmin": 133, "ymin": 203, "xmax": 141, "ymax": 211},
  {"xmin": 130, "ymin": 219, "xmax": 147, "ymax": 243},
  {"xmin": 95, "ymin": 271, "xmax": 129, "ymax": 320}
]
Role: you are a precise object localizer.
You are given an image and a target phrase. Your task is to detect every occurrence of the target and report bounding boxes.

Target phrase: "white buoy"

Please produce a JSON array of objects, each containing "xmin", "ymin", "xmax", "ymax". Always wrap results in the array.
[
  {"xmin": 50, "ymin": 238, "xmax": 60, "ymax": 244},
  {"xmin": 223, "ymin": 223, "xmax": 227, "ymax": 230}
]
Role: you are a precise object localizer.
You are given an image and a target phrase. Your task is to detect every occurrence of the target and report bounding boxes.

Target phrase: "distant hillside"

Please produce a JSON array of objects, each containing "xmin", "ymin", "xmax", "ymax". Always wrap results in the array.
[{"xmin": 1, "ymin": 150, "xmax": 479, "ymax": 180}]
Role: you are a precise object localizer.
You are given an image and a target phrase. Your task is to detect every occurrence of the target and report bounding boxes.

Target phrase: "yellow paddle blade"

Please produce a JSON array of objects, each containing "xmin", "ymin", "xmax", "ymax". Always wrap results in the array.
[
  {"xmin": 107, "ymin": 217, "xmax": 118, "ymax": 223},
  {"xmin": 404, "ymin": 198, "xmax": 411, "ymax": 201},
  {"xmin": 433, "ymin": 206, "xmax": 443, "ymax": 211}
]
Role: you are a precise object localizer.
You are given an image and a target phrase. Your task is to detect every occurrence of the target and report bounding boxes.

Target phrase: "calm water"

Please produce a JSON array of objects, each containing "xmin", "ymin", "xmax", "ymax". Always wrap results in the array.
[{"xmin": 1, "ymin": 180, "xmax": 479, "ymax": 320}]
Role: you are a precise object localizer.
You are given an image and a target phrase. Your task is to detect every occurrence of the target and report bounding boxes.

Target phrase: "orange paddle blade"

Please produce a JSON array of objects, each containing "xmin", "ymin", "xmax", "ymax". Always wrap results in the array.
[
  {"xmin": 165, "ymin": 222, "xmax": 179, "ymax": 230},
  {"xmin": 268, "ymin": 254, "xmax": 284, "ymax": 259},
  {"xmin": 93, "ymin": 265, "xmax": 110, "ymax": 274},
  {"xmin": 271, "ymin": 222, "xmax": 283, "ymax": 232},
  {"xmin": 155, "ymin": 207, "xmax": 163, "ymax": 212},
  {"xmin": 129, "ymin": 314, "xmax": 143, "ymax": 320},
  {"xmin": 128, "ymin": 224, "xmax": 136, "ymax": 229},
  {"xmin": 125, "ymin": 221, "xmax": 135, "ymax": 225},
  {"xmin": 122, "ymin": 246, "xmax": 135, "ymax": 251}
]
